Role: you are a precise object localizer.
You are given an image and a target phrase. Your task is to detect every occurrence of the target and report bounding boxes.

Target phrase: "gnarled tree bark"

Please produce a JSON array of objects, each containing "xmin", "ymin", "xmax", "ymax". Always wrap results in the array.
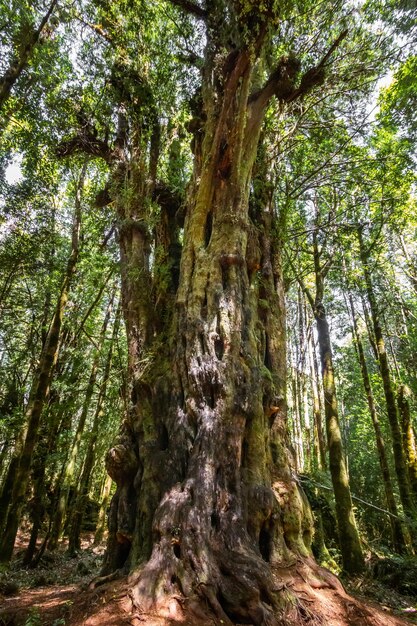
[{"xmin": 103, "ymin": 5, "xmax": 349, "ymax": 623}]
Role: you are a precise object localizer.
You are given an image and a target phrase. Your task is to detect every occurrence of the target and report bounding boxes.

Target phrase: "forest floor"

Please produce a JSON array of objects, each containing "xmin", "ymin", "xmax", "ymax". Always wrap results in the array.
[{"xmin": 0, "ymin": 533, "xmax": 417, "ymax": 626}]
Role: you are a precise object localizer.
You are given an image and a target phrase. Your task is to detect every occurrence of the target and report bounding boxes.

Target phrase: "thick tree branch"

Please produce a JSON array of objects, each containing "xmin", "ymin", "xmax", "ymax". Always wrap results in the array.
[
  {"xmin": 287, "ymin": 29, "xmax": 349, "ymax": 103},
  {"xmin": 75, "ymin": 15, "xmax": 113, "ymax": 44},
  {"xmin": 56, "ymin": 132, "xmax": 113, "ymax": 163},
  {"xmin": 250, "ymin": 28, "xmax": 349, "ymax": 117},
  {"xmin": 167, "ymin": 0, "xmax": 207, "ymax": 19},
  {"xmin": 249, "ymin": 56, "xmax": 301, "ymax": 113}
]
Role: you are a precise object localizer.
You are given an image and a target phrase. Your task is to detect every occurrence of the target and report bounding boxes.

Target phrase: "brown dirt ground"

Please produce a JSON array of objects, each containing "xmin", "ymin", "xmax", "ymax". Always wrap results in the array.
[{"xmin": 1, "ymin": 534, "xmax": 416, "ymax": 626}]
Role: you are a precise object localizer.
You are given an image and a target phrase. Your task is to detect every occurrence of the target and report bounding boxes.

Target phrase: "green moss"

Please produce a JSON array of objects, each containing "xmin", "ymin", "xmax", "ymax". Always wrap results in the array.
[
  {"xmin": 258, "ymin": 298, "xmax": 269, "ymax": 310},
  {"xmin": 260, "ymin": 364, "xmax": 273, "ymax": 383},
  {"xmin": 270, "ymin": 440, "xmax": 285, "ymax": 466}
]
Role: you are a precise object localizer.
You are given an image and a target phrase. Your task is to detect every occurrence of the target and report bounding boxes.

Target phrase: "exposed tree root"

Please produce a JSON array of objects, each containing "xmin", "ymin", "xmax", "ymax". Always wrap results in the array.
[
  {"xmin": 127, "ymin": 549, "xmax": 353, "ymax": 626},
  {"xmin": 115, "ymin": 555, "xmax": 413, "ymax": 626},
  {"xmin": 89, "ymin": 568, "xmax": 123, "ymax": 590}
]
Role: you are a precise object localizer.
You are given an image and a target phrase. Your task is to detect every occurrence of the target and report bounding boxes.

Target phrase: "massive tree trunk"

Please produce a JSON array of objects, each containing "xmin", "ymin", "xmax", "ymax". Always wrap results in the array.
[
  {"xmin": 102, "ymin": 5, "xmax": 348, "ymax": 622},
  {"xmin": 102, "ymin": 12, "xmax": 326, "ymax": 626}
]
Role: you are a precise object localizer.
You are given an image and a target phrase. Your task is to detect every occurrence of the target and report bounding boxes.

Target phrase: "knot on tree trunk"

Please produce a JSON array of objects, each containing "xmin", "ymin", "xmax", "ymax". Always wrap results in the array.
[
  {"xmin": 106, "ymin": 444, "xmax": 138, "ymax": 484},
  {"xmin": 106, "ymin": 414, "xmax": 139, "ymax": 484}
]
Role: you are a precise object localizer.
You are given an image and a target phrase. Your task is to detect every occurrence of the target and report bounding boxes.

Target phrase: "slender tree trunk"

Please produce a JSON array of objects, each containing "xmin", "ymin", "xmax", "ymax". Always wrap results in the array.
[
  {"xmin": 308, "ymin": 331, "xmax": 326, "ymax": 470},
  {"xmin": 0, "ymin": 164, "xmax": 86, "ymax": 563},
  {"xmin": 290, "ymin": 367, "xmax": 302, "ymax": 472},
  {"xmin": 0, "ymin": 379, "xmax": 19, "ymax": 477},
  {"xmin": 22, "ymin": 391, "xmax": 64, "ymax": 566},
  {"xmin": 298, "ymin": 292, "xmax": 312, "ymax": 470},
  {"xmin": 94, "ymin": 474, "xmax": 113, "ymax": 545},
  {"xmin": 48, "ymin": 291, "xmax": 115, "ymax": 550},
  {"xmin": 23, "ymin": 428, "xmax": 50, "ymax": 566},
  {"xmin": 0, "ymin": 451, "xmax": 21, "ymax": 534},
  {"xmin": 0, "ymin": 382, "xmax": 33, "ymax": 532},
  {"xmin": 0, "ymin": 282, "xmax": 67, "ymax": 562},
  {"xmin": 315, "ymin": 305, "xmax": 364, "ymax": 573},
  {"xmin": 361, "ymin": 295, "xmax": 378, "ymax": 361},
  {"xmin": 298, "ymin": 229, "xmax": 364, "ymax": 573},
  {"xmin": 296, "ymin": 289, "xmax": 310, "ymax": 469},
  {"xmin": 68, "ymin": 303, "xmax": 120, "ymax": 555},
  {"xmin": 302, "ymin": 373, "xmax": 312, "ymax": 471},
  {"xmin": 346, "ymin": 291, "xmax": 407, "ymax": 552},
  {"xmin": 47, "ymin": 363, "xmax": 98, "ymax": 550},
  {"xmin": 23, "ymin": 358, "xmax": 81, "ymax": 565},
  {"xmin": 397, "ymin": 384, "xmax": 417, "ymax": 503},
  {"xmin": 295, "ymin": 368, "xmax": 305, "ymax": 472},
  {"xmin": 383, "ymin": 311, "xmax": 401, "ymax": 380},
  {"xmin": 338, "ymin": 376, "xmax": 350, "ymax": 475},
  {"xmin": 358, "ymin": 229, "xmax": 416, "ymax": 528},
  {"xmin": 40, "ymin": 204, "xmax": 57, "ymax": 345}
]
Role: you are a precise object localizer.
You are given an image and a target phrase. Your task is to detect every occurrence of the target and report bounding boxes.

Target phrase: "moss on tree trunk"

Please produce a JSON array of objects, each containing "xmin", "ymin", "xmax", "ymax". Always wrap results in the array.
[
  {"xmin": 359, "ymin": 230, "xmax": 416, "ymax": 531},
  {"xmin": 397, "ymin": 384, "xmax": 417, "ymax": 504},
  {"xmin": 347, "ymin": 291, "xmax": 407, "ymax": 553},
  {"xmin": 102, "ymin": 6, "xmax": 349, "ymax": 622},
  {"xmin": 315, "ymin": 308, "xmax": 364, "ymax": 574}
]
